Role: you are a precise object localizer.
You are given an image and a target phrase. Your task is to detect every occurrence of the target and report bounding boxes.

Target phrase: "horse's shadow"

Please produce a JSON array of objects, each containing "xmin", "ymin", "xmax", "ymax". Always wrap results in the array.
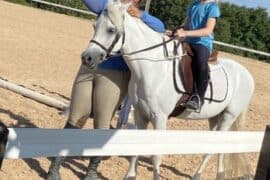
[
  {"xmin": 136, "ymin": 156, "xmax": 192, "ymax": 179},
  {"xmin": 32, "ymin": 84, "xmax": 70, "ymax": 101},
  {"xmin": 0, "ymin": 108, "xmax": 36, "ymax": 128},
  {"xmin": 23, "ymin": 157, "xmax": 109, "ymax": 179},
  {"xmin": 47, "ymin": 157, "xmax": 109, "ymax": 180}
]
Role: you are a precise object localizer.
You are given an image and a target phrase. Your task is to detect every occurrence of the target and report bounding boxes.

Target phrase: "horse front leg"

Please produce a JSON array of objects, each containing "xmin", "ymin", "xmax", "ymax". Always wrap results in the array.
[
  {"xmin": 125, "ymin": 109, "xmax": 149, "ymax": 180},
  {"xmin": 151, "ymin": 113, "xmax": 167, "ymax": 180}
]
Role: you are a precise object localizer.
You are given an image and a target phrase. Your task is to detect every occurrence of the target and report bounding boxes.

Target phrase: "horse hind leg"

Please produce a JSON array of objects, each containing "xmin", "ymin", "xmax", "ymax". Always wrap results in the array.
[
  {"xmin": 192, "ymin": 116, "xmax": 219, "ymax": 180},
  {"xmin": 221, "ymin": 109, "xmax": 253, "ymax": 180},
  {"xmin": 125, "ymin": 110, "xmax": 149, "ymax": 180},
  {"xmin": 193, "ymin": 111, "xmax": 241, "ymax": 180}
]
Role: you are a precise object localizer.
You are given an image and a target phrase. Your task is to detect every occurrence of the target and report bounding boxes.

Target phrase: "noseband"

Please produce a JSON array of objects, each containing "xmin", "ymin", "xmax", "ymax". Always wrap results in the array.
[{"xmin": 90, "ymin": 31, "xmax": 125, "ymax": 59}]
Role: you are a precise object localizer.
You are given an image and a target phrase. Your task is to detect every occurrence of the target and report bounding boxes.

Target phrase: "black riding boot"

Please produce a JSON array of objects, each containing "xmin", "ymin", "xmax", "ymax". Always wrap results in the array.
[
  {"xmin": 46, "ymin": 122, "xmax": 78, "ymax": 180},
  {"xmin": 84, "ymin": 156, "xmax": 102, "ymax": 180},
  {"xmin": 185, "ymin": 71, "xmax": 209, "ymax": 111}
]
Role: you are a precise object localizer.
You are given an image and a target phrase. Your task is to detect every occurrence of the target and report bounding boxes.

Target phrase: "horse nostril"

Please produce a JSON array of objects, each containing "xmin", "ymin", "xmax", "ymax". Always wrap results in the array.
[
  {"xmin": 100, "ymin": 53, "xmax": 106, "ymax": 59},
  {"xmin": 87, "ymin": 56, "xmax": 92, "ymax": 62}
]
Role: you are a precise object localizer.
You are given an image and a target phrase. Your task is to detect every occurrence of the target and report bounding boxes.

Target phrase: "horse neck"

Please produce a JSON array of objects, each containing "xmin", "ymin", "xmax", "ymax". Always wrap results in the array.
[
  {"xmin": 122, "ymin": 15, "xmax": 171, "ymax": 81},
  {"xmin": 121, "ymin": 15, "xmax": 185, "ymax": 108}
]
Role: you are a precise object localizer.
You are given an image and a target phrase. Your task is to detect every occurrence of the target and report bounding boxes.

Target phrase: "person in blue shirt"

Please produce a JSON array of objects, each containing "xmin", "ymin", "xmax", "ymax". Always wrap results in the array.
[
  {"xmin": 46, "ymin": 1, "xmax": 165, "ymax": 180},
  {"xmin": 175, "ymin": 0, "xmax": 220, "ymax": 111}
]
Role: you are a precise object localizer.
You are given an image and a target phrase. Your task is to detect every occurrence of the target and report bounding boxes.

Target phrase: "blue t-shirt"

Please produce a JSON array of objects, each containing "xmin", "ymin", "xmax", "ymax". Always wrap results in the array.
[
  {"xmin": 83, "ymin": 0, "xmax": 165, "ymax": 71},
  {"xmin": 186, "ymin": 0, "xmax": 220, "ymax": 52}
]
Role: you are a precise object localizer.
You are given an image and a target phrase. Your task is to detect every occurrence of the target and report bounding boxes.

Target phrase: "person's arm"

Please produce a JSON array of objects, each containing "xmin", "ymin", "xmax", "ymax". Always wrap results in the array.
[
  {"xmin": 176, "ymin": 18, "xmax": 217, "ymax": 37},
  {"xmin": 127, "ymin": 5, "xmax": 165, "ymax": 33},
  {"xmin": 82, "ymin": 0, "xmax": 108, "ymax": 15},
  {"xmin": 140, "ymin": 12, "xmax": 165, "ymax": 33},
  {"xmin": 176, "ymin": 3, "xmax": 220, "ymax": 38}
]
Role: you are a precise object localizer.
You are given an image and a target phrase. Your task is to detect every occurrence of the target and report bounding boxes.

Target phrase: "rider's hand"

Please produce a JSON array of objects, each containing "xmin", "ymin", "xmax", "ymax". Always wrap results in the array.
[
  {"xmin": 165, "ymin": 30, "xmax": 173, "ymax": 37},
  {"xmin": 174, "ymin": 28, "xmax": 188, "ymax": 38},
  {"xmin": 128, "ymin": 5, "xmax": 141, "ymax": 18}
]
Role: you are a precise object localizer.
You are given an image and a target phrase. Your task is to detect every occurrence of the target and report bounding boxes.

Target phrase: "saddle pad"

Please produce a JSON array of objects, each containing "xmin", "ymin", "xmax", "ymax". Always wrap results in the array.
[{"xmin": 204, "ymin": 63, "xmax": 228, "ymax": 102}]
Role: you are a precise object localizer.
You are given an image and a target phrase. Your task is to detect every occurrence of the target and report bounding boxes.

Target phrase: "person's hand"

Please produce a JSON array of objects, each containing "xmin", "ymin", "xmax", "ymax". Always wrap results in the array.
[
  {"xmin": 174, "ymin": 28, "xmax": 187, "ymax": 38},
  {"xmin": 165, "ymin": 30, "xmax": 173, "ymax": 37},
  {"xmin": 127, "ymin": 5, "xmax": 141, "ymax": 18}
]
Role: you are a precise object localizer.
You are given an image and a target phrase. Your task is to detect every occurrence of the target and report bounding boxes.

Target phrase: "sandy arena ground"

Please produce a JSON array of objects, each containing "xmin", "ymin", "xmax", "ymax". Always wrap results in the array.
[{"xmin": 0, "ymin": 1, "xmax": 270, "ymax": 179}]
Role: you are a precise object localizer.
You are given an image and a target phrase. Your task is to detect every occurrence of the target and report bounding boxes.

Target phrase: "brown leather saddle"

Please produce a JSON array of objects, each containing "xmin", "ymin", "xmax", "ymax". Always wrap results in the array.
[{"xmin": 169, "ymin": 42, "xmax": 219, "ymax": 117}]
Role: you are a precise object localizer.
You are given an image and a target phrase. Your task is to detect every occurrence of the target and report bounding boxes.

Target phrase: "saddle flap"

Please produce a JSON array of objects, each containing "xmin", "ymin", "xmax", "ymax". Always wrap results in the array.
[{"xmin": 205, "ymin": 64, "xmax": 228, "ymax": 102}]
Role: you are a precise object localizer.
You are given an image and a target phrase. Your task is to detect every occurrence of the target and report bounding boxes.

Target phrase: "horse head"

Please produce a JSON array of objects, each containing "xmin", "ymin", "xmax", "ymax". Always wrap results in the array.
[{"xmin": 81, "ymin": 0, "xmax": 128, "ymax": 68}]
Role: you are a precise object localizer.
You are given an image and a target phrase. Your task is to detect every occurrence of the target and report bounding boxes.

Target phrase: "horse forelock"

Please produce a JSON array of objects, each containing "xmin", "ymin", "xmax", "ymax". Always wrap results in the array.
[{"xmin": 106, "ymin": 2, "xmax": 124, "ymax": 32}]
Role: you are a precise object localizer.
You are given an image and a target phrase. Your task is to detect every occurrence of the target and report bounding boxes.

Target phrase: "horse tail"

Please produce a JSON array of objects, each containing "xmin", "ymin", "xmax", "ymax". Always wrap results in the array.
[{"xmin": 223, "ymin": 106, "xmax": 253, "ymax": 179}]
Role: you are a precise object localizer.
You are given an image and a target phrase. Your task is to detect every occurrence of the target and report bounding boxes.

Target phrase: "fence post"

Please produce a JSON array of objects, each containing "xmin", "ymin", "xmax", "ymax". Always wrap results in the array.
[{"xmin": 255, "ymin": 125, "xmax": 270, "ymax": 180}]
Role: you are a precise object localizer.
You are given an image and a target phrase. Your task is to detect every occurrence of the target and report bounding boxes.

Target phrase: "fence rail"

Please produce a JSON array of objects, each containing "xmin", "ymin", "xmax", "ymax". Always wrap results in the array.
[
  {"xmin": 30, "ymin": 0, "xmax": 270, "ymax": 58},
  {"xmin": 214, "ymin": 41, "xmax": 270, "ymax": 57},
  {"xmin": 4, "ymin": 128, "xmax": 265, "ymax": 159},
  {"xmin": 31, "ymin": 0, "xmax": 96, "ymax": 16}
]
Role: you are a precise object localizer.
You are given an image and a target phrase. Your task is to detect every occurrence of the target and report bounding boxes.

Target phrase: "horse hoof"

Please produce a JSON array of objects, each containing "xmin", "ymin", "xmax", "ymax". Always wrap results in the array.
[
  {"xmin": 191, "ymin": 173, "xmax": 201, "ymax": 180},
  {"xmin": 153, "ymin": 173, "xmax": 160, "ymax": 180},
  {"xmin": 124, "ymin": 176, "xmax": 136, "ymax": 180},
  {"xmin": 46, "ymin": 171, "xmax": 61, "ymax": 180},
  {"xmin": 216, "ymin": 172, "xmax": 225, "ymax": 180},
  {"xmin": 84, "ymin": 172, "xmax": 98, "ymax": 180}
]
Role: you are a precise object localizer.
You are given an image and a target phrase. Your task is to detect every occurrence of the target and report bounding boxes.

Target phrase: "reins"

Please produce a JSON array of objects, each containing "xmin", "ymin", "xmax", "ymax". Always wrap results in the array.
[
  {"xmin": 122, "ymin": 36, "xmax": 177, "ymax": 57},
  {"xmin": 90, "ymin": 30, "xmax": 179, "ymax": 60}
]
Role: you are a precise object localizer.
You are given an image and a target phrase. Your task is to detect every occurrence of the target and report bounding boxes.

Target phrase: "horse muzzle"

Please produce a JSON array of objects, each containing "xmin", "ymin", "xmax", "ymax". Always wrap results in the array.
[{"xmin": 81, "ymin": 48, "xmax": 106, "ymax": 69}]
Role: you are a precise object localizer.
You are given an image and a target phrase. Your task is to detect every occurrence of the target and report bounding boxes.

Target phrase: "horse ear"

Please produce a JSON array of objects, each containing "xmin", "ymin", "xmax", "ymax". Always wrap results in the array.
[
  {"xmin": 107, "ymin": 0, "xmax": 120, "ymax": 5},
  {"xmin": 120, "ymin": 2, "xmax": 131, "ymax": 12}
]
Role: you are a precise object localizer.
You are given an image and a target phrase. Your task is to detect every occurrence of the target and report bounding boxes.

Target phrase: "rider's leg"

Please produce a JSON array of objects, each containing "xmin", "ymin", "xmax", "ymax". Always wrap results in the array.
[
  {"xmin": 195, "ymin": 45, "xmax": 209, "ymax": 104},
  {"xmin": 84, "ymin": 68, "xmax": 130, "ymax": 180},
  {"xmin": 47, "ymin": 65, "xmax": 94, "ymax": 180},
  {"xmin": 185, "ymin": 44, "xmax": 210, "ymax": 111}
]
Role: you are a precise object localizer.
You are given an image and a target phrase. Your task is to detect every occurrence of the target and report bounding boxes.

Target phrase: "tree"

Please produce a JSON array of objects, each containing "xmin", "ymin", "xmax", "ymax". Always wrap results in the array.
[{"xmin": 149, "ymin": 0, "xmax": 192, "ymax": 30}]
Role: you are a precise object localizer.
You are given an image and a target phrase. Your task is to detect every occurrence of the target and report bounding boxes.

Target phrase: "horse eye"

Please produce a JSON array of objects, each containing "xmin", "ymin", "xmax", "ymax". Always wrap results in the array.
[{"xmin": 107, "ymin": 28, "xmax": 117, "ymax": 33}]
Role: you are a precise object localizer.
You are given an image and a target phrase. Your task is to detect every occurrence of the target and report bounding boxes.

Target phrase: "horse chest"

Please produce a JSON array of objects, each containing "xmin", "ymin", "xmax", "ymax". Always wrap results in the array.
[{"xmin": 135, "ymin": 98, "xmax": 157, "ymax": 119}]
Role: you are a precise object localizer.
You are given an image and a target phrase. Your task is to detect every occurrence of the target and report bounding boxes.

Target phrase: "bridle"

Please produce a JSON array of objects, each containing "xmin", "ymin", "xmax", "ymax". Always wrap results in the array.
[
  {"xmin": 90, "ymin": 29, "xmax": 178, "ymax": 60},
  {"xmin": 90, "ymin": 32, "xmax": 125, "ymax": 59},
  {"xmin": 89, "ymin": 13, "xmax": 178, "ymax": 59}
]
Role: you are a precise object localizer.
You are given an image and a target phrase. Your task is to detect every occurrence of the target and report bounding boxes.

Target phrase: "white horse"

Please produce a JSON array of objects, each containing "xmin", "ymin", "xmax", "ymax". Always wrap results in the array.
[{"xmin": 81, "ymin": 1, "xmax": 255, "ymax": 179}]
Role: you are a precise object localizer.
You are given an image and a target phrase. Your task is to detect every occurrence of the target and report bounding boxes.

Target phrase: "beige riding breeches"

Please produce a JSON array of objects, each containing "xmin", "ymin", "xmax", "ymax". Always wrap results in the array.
[{"xmin": 68, "ymin": 64, "xmax": 130, "ymax": 129}]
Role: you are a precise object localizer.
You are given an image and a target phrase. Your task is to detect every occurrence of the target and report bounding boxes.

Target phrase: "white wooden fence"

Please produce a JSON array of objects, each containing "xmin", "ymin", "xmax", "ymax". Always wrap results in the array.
[{"xmin": 4, "ymin": 128, "xmax": 265, "ymax": 159}]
